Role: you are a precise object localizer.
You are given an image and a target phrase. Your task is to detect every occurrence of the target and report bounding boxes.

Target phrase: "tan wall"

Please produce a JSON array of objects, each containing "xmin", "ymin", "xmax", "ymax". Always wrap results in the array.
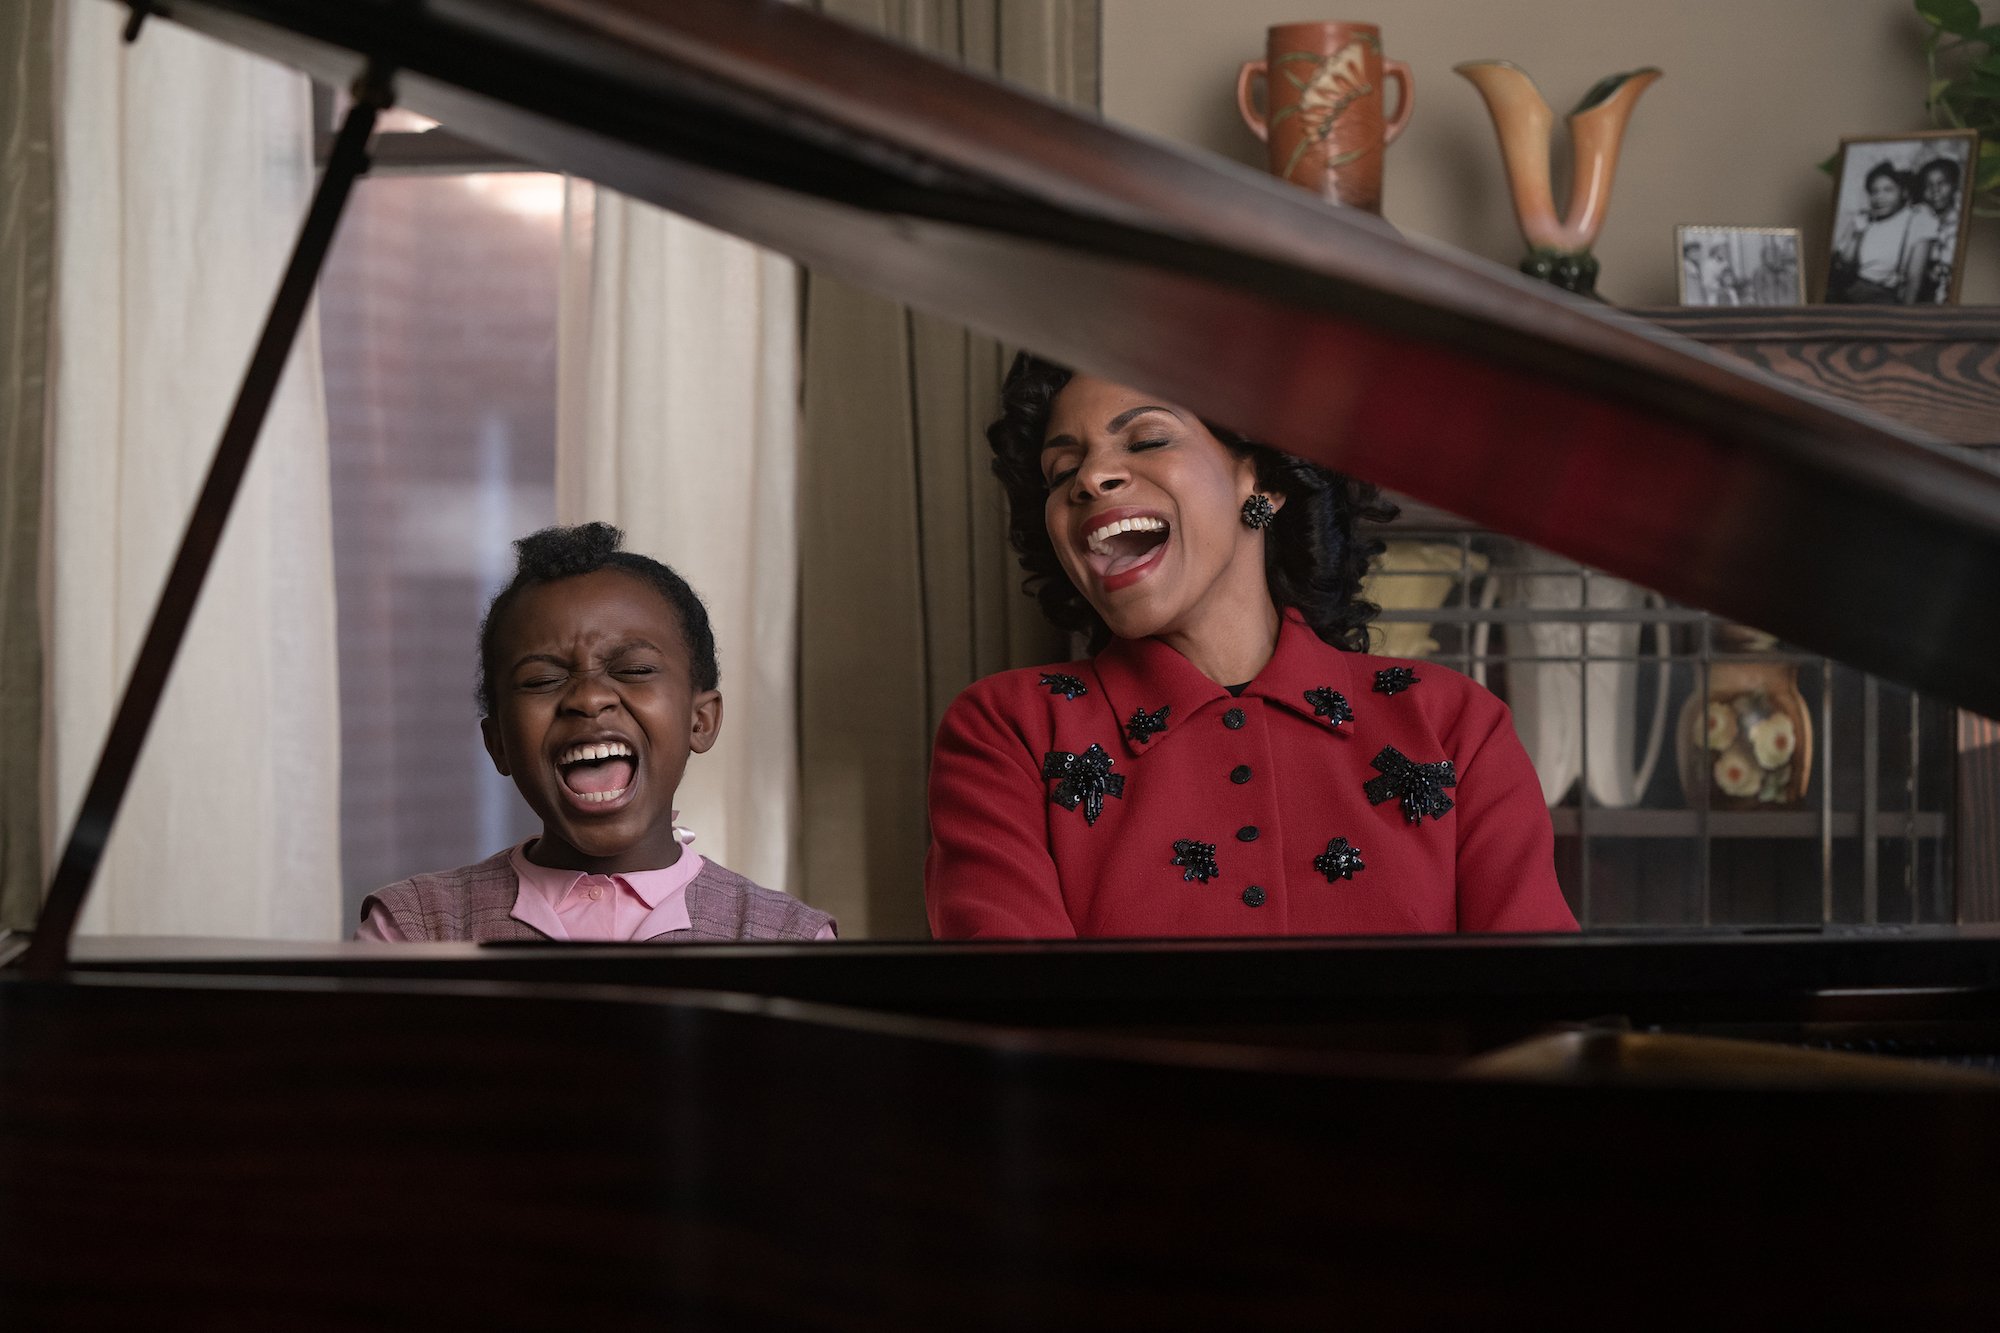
[{"xmin": 1102, "ymin": 0, "xmax": 1998, "ymax": 306}]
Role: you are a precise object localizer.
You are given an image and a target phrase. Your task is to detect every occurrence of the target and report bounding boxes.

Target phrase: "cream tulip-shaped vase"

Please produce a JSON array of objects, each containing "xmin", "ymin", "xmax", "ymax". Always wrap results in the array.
[{"xmin": 1454, "ymin": 62, "xmax": 1660, "ymax": 296}]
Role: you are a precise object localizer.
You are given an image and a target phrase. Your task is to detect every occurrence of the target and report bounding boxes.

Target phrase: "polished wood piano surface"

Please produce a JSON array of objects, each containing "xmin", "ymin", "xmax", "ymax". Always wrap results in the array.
[
  {"xmin": 8, "ymin": 2, "xmax": 2000, "ymax": 1327},
  {"xmin": 11, "ymin": 925, "xmax": 2000, "ymax": 1328}
]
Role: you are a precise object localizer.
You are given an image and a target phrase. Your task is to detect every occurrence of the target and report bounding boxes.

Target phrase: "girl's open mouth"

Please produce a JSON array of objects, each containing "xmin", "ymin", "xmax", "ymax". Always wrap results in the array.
[
  {"xmin": 557, "ymin": 740, "xmax": 637, "ymax": 809},
  {"xmin": 1083, "ymin": 513, "xmax": 1171, "ymax": 591}
]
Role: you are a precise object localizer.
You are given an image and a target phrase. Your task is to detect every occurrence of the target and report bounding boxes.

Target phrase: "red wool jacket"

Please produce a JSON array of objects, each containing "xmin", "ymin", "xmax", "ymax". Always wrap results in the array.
[{"xmin": 925, "ymin": 609, "xmax": 1578, "ymax": 939}]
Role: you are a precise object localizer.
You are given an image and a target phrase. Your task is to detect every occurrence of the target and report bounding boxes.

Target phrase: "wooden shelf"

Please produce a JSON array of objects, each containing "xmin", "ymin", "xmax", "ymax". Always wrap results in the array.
[{"xmin": 1634, "ymin": 305, "xmax": 2000, "ymax": 450}]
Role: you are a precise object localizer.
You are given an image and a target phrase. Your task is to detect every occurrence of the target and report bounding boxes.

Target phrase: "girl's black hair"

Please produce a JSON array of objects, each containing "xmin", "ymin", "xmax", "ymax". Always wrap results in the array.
[
  {"xmin": 987, "ymin": 353, "xmax": 1396, "ymax": 653},
  {"xmin": 477, "ymin": 522, "xmax": 719, "ymax": 714}
]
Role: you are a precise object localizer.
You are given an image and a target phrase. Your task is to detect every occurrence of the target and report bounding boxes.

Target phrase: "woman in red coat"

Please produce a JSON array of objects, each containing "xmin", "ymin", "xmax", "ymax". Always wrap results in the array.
[{"xmin": 924, "ymin": 354, "xmax": 1578, "ymax": 939}]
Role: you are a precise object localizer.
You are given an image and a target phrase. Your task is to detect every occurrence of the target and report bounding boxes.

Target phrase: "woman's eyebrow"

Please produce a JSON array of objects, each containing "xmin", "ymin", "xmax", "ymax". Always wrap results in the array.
[
  {"xmin": 1041, "ymin": 404, "xmax": 1180, "ymax": 452},
  {"xmin": 1106, "ymin": 404, "xmax": 1178, "ymax": 432}
]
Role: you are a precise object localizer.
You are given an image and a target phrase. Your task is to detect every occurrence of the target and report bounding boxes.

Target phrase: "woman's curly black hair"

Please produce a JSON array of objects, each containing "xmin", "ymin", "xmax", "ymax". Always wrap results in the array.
[
  {"xmin": 987, "ymin": 353, "xmax": 1396, "ymax": 653},
  {"xmin": 477, "ymin": 522, "xmax": 719, "ymax": 714}
]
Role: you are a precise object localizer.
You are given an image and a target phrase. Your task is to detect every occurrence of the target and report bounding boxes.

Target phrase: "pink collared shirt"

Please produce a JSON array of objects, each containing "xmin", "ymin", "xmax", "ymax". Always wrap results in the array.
[{"xmin": 356, "ymin": 839, "xmax": 836, "ymax": 942}]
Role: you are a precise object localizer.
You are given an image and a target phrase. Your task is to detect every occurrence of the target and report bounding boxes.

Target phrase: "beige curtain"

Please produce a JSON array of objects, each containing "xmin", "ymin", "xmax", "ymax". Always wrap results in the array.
[
  {"xmin": 799, "ymin": 0, "xmax": 1098, "ymax": 937},
  {"xmin": 0, "ymin": 0, "xmax": 53, "ymax": 930},
  {"xmin": 557, "ymin": 186, "xmax": 802, "ymax": 893},
  {"xmin": 44, "ymin": 3, "xmax": 341, "ymax": 939}
]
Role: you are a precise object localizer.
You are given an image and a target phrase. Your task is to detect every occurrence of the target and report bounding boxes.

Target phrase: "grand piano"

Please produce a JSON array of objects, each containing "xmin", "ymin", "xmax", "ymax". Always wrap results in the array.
[{"xmin": 7, "ymin": 1, "xmax": 2000, "ymax": 1327}]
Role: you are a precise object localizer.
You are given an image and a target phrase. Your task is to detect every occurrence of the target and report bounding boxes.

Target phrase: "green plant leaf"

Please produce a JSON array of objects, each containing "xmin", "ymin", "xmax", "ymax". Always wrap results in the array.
[
  {"xmin": 1977, "ymin": 141, "xmax": 2000, "ymax": 189},
  {"xmin": 1918, "ymin": 0, "xmax": 1984, "ymax": 36},
  {"xmin": 1941, "ymin": 79, "xmax": 1997, "ymax": 105},
  {"xmin": 1816, "ymin": 149, "xmax": 1842, "ymax": 176}
]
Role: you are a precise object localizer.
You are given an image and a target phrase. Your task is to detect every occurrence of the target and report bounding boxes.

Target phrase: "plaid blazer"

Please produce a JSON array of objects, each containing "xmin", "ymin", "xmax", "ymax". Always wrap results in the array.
[{"xmin": 362, "ymin": 849, "xmax": 834, "ymax": 942}]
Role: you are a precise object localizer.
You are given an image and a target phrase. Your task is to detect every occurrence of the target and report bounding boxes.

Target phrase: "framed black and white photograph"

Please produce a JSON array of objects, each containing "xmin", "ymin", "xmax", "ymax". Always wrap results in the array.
[
  {"xmin": 1676, "ymin": 226, "xmax": 1804, "ymax": 306},
  {"xmin": 1825, "ymin": 130, "xmax": 1978, "ymax": 305}
]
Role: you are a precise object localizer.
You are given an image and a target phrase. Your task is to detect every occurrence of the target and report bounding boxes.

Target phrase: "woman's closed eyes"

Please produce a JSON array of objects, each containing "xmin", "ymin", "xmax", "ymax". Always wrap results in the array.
[{"xmin": 1043, "ymin": 437, "xmax": 1172, "ymax": 489}]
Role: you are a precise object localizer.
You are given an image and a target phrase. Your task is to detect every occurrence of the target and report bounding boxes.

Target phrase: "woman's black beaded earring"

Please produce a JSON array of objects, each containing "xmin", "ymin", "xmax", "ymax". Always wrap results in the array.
[{"xmin": 1240, "ymin": 494, "xmax": 1277, "ymax": 530}]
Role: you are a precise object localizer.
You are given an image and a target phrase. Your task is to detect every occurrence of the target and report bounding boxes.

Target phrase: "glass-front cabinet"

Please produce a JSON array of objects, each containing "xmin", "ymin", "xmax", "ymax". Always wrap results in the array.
[{"xmin": 1365, "ymin": 532, "xmax": 1955, "ymax": 929}]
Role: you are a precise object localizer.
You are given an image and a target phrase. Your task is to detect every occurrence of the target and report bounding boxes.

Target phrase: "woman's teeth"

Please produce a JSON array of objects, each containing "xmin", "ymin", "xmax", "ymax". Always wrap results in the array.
[{"xmin": 1085, "ymin": 515, "xmax": 1167, "ymax": 556}]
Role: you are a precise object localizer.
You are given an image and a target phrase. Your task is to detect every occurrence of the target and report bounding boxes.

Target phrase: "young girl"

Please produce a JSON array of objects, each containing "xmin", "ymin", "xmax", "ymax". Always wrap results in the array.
[{"xmin": 356, "ymin": 523, "xmax": 834, "ymax": 942}]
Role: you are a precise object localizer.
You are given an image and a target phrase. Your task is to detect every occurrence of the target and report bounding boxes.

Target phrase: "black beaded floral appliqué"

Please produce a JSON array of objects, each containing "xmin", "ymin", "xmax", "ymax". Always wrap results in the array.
[
  {"xmin": 1314, "ymin": 837, "xmax": 1366, "ymax": 882},
  {"xmin": 1303, "ymin": 686, "xmax": 1353, "ymax": 726},
  {"xmin": 1372, "ymin": 666, "xmax": 1419, "ymax": 696},
  {"xmin": 1363, "ymin": 746, "xmax": 1457, "ymax": 824},
  {"xmin": 1125, "ymin": 704, "xmax": 1170, "ymax": 745},
  {"xmin": 1172, "ymin": 838, "xmax": 1219, "ymax": 884},
  {"xmin": 1040, "ymin": 672, "xmax": 1089, "ymax": 701},
  {"xmin": 1043, "ymin": 743, "xmax": 1125, "ymax": 825}
]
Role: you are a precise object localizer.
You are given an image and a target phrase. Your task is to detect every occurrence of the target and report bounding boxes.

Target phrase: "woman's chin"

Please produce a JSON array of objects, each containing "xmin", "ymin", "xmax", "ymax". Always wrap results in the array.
[{"xmin": 1089, "ymin": 589, "xmax": 1175, "ymax": 643}]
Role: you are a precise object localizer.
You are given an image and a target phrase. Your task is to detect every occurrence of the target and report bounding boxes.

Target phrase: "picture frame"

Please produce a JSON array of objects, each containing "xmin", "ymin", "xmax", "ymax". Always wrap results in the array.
[
  {"xmin": 1824, "ymin": 129, "xmax": 1978, "ymax": 305},
  {"xmin": 1675, "ymin": 226, "xmax": 1805, "ymax": 306}
]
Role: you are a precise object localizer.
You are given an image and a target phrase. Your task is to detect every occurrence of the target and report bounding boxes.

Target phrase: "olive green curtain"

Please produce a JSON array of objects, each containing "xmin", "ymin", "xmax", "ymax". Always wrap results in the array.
[
  {"xmin": 799, "ymin": 0, "xmax": 1097, "ymax": 938},
  {"xmin": 0, "ymin": 0, "xmax": 53, "ymax": 930}
]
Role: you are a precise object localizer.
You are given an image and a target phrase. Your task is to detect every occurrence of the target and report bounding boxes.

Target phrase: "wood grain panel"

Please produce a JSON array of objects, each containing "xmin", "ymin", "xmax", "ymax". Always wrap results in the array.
[{"xmin": 1643, "ymin": 307, "xmax": 2000, "ymax": 449}]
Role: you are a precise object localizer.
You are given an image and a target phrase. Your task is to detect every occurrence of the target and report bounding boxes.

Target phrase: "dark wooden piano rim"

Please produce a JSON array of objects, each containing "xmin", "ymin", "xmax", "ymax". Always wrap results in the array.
[{"xmin": 32, "ymin": 927, "xmax": 2000, "ymax": 1038}]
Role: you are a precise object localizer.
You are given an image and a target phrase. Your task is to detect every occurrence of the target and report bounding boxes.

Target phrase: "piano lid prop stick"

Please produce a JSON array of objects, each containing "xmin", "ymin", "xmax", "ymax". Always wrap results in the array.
[
  {"xmin": 23, "ymin": 67, "xmax": 396, "ymax": 977},
  {"xmin": 121, "ymin": 0, "xmax": 152, "ymax": 43}
]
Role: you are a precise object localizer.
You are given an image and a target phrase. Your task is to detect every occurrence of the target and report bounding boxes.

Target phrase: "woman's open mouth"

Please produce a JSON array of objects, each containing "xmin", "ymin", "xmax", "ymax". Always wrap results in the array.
[
  {"xmin": 556, "ymin": 740, "xmax": 638, "ymax": 810},
  {"xmin": 1083, "ymin": 513, "xmax": 1171, "ymax": 592}
]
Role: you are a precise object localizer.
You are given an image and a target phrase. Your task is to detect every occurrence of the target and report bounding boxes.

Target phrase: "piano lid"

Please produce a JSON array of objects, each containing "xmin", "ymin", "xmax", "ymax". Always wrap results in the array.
[{"xmin": 139, "ymin": 0, "xmax": 2000, "ymax": 715}]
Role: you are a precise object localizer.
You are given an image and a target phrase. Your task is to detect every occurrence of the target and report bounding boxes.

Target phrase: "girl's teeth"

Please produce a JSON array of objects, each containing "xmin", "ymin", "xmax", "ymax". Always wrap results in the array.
[
  {"xmin": 576, "ymin": 787, "xmax": 629, "ymax": 804},
  {"xmin": 559, "ymin": 740, "xmax": 634, "ymax": 765}
]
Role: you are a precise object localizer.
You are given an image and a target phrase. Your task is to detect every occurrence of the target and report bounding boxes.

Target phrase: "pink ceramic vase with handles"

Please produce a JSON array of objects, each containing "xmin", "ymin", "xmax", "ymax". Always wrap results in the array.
[{"xmin": 1236, "ymin": 21, "xmax": 1413, "ymax": 212}]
